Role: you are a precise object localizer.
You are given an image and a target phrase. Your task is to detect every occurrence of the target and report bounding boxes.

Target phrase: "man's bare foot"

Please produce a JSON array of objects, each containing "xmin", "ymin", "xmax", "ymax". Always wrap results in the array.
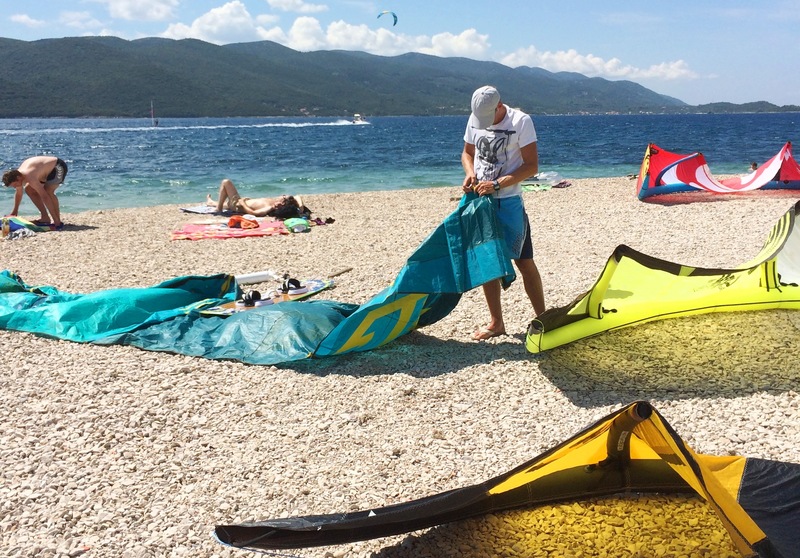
[{"xmin": 471, "ymin": 325, "xmax": 506, "ymax": 341}]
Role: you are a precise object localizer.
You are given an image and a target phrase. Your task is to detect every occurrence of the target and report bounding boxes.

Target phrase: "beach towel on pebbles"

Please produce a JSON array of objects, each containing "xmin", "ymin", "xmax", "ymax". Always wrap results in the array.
[
  {"xmin": 170, "ymin": 219, "xmax": 288, "ymax": 240},
  {"xmin": 2, "ymin": 216, "xmax": 52, "ymax": 239}
]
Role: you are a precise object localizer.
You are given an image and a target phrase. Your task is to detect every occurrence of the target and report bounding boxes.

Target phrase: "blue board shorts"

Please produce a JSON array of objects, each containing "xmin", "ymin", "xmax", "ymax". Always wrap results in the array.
[{"xmin": 496, "ymin": 195, "xmax": 534, "ymax": 260}]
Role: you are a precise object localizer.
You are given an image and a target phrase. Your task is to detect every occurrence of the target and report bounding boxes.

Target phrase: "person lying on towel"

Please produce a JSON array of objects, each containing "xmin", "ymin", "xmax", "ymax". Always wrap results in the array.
[{"xmin": 206, "ymin": 178, "xmax": 309, "ymax": 218}]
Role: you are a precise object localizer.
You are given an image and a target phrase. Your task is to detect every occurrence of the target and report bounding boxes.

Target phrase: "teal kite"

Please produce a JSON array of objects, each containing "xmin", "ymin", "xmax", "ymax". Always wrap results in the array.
[
  {"xmin": 0, "ymin": 194, "xmax": 514, "ymax": 365},
  {"xmin": 377, "ymin": 10, "xmax": 397, "ymax": 26}
]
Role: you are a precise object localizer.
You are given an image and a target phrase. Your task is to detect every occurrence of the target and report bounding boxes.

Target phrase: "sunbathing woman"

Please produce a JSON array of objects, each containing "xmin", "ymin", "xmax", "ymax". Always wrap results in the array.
[{"xmin": 206, "ymin": 179, "xmax": 307, "ymax": 218}]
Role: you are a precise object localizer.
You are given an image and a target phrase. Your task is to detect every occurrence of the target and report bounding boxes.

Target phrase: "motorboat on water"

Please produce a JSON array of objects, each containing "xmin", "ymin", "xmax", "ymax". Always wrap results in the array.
[{"xmin": 351, "ymin": 113, "xmax": 368, "ymax": 124}]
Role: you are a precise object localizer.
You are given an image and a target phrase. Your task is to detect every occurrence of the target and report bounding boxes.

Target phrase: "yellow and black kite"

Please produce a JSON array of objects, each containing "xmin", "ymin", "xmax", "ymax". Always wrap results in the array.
[{"xmin": 214, "ymin": 401, "xmax": 800, "ymax": 556}]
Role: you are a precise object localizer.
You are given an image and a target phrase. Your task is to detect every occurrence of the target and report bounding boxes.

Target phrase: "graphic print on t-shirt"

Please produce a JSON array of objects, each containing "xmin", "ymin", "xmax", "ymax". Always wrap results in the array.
[{"xmin": 475, "ymin": 129, "xmax": 517, "ymax": 181}]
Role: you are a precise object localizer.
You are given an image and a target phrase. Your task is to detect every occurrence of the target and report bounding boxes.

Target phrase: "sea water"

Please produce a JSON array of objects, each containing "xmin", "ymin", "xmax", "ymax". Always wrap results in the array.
[{"xmin": 0, "ymin": 112, "xmax": 798, "ymax": 213}]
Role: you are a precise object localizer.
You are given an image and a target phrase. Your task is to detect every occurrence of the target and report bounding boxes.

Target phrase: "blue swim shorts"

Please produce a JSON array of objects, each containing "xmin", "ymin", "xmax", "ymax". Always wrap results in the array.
[{"xmin": 495, "ymin": 195, "xmax": 534, "ymax": 260}]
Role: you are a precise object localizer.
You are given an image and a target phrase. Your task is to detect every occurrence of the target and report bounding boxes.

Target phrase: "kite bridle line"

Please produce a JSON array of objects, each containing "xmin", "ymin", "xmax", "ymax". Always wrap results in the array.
[
  {"xmin": 212, "ymin": 530, "xmax": 308, "ymax": 558},
  {"xmin": 242, "ymin": 548, "xmax": 307, "ymax": 558}
]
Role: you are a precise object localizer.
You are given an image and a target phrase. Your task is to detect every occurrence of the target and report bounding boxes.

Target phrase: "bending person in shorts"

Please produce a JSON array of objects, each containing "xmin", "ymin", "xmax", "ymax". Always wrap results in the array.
[
  {"xmin": 206, "ymin": 178, "xmax": 308, "ymax": 218},
  {"xmin": 3, "ymin": 155, "xmax": 68, "ymax": 228}
]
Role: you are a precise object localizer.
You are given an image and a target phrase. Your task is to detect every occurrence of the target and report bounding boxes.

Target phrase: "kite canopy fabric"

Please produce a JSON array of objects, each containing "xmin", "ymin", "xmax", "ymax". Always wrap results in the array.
[
  {"xmin": 636, "ymin": 142, "xmax": 800, "ymax": 200},
  {"xmin": 525, "ymin": 200, "xmax": 800, "ymax": 354},
  {"xmin": 0, "ymin": 273, "xmax": 237, "ymax": 342},
  {"xmin": 0, "ymin": 194, "xmax": 514, "ymax": 365},
  {"xmin": 213, "ymin": 401, "xmax": 800, "ymax": 557}
]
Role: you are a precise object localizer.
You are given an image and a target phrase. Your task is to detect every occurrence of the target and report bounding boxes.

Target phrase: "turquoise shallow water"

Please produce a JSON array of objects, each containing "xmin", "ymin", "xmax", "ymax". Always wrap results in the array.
[{"xmin": 1, "ymin": 113, "xmax": 798, "ymax": 213}]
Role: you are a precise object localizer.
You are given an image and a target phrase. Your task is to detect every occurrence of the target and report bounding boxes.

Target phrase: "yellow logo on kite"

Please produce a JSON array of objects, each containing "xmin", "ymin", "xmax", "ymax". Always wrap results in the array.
[{"xmin": 334, "ymin": 293, "xmax": 427, "ymax": 354}]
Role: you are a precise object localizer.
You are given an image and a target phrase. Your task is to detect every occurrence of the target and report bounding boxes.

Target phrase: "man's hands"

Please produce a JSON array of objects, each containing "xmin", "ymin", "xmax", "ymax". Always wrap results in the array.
[
  {"xmin": 465, "ymin": 178, "xmax": 500, "ymax": 196},
  {"xmin": 462, "ymin": 174, "xmax": 477, "ymax": 193}
]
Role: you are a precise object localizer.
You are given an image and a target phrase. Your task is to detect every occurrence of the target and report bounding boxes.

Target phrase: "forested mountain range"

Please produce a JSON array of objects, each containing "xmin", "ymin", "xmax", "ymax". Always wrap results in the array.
[{"xmin": 0, "ymin": 36, "xmax": 796, "ymax": 118}]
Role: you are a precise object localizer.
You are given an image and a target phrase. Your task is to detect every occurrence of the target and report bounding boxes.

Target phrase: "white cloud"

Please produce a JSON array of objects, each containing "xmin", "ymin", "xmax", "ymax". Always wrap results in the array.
[
  {"xmin": 634, "ymin": 60, "xmax": 698, "ymax": 80},
  {"xmin": 267, "ymin": 0, "xmax": 328, "ymax": 14},
  {"xmin": 92, "ymin": 0, "xmax": 180, "ymax": 21},
  {"xmin": 60, "ymin": 11, "xmax": 104, "ymax": 30},
  {"xmin": 162, "ymin": 1, "xmax": 272, "ymax": 44},
  {"xmin": 422, "ymin": 29, "xmax": 491, "ymax": 59},
  {"xmin": 156, "ymin": 6, "xmax": 697, "ymax": 85},
  {"xmin": 256, "ymin": 14, "xmax": 280, "ymax": 26},
  {"xmin": 501, "ymin": 46, "xmax": 698, "ymax": 81},
  {"xmin": 322, "ymin": 21, "xmax": 372, "ymax": 50},
  {"xmin": 283, "ymin": 16, "xmax": 327, "ymax": 50},
  {"xmin": 321, "ymin": 20, "xmax": 415, "ymax": 54},
  {"xmin": 272, "ymin": 19, "xmax": 489, "ymax": 59},
  {"xmin": 10, "ymin": 14, "xmax": 46, "ymax": 27},
  {"xmin": 258, "ymin": 26, "xmax": 290, "ymax": 44}
]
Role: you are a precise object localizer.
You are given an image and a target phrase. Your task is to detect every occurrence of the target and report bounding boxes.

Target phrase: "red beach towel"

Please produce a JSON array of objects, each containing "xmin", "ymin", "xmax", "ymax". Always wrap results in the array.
[{"xmin": 171, "ymin": 219, "xmax": 288, "ymax": 241}]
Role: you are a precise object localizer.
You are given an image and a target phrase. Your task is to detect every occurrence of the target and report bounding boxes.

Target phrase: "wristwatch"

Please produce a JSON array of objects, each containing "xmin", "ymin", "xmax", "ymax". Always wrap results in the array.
[{"xmin": 492, "ymin": 179, "xmax": 501, "ymax": 191}]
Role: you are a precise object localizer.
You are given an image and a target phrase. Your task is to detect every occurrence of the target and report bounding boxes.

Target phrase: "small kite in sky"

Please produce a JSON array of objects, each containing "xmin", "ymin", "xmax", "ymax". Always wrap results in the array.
[{"xmin": 377, "ymin": 10, "xmax": 398, "ymax": 26}]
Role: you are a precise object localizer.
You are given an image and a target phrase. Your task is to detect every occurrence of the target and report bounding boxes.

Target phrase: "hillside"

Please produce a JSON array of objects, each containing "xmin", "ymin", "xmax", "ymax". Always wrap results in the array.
[{"xmin": 0, "ymin": 36, "xmax": 795, "ymax": 118}]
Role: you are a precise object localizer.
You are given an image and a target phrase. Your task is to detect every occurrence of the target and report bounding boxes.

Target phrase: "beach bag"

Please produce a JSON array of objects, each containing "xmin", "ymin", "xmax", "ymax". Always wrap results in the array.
[
  {"xmin": 228, "ymin": 214, "xmax": 259, "ymax": 229},
  {"xmin": 284, "ymin": 218, "xmax": 311, "ymax": 233}
]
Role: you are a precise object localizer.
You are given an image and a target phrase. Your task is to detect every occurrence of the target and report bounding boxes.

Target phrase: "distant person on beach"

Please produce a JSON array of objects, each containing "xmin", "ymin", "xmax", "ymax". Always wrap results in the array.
[
  {"xmin": 750, "ymin": 161, "xmax": 758, "ymax": 171},
  {"xmin": 206, "ymin": 178, "xmax": 308, "ymax": 218},
  {"xmin": 461, "ymin": 85, "xmax": 546, "ymax": 341},
  {"xmin": 2, "ymin": 155, "xmax": 68, "ymax": 229}
]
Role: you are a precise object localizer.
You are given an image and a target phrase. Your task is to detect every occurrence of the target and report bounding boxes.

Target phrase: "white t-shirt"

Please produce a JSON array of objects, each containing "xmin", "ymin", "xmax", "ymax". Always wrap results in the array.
[{"xmin": 464, "ymin": 105, "xmax": 537, "ymax": 198}]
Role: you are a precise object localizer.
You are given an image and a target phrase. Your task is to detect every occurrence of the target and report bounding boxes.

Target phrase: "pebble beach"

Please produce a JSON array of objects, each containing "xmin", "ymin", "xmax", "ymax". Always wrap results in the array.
[{"xmin": 2, "ymin": 178, "xmax": 799, "ymax": 557}]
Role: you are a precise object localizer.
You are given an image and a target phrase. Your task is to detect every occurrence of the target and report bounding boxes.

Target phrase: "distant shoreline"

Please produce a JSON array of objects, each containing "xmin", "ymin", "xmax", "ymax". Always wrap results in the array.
[{"xmin": 3, "ymin": 108, "xmax": 800, "ymax": 120}]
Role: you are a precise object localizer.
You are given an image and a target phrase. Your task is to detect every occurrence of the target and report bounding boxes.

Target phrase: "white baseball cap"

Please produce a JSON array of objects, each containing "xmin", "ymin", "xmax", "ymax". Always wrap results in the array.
[{"xmin": 471, "ymin": 86, "xmax": 501, "ymax": 129}]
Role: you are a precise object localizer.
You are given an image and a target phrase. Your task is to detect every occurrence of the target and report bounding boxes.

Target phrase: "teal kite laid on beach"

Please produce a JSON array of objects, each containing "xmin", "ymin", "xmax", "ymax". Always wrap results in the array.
[{"xmin": 0, "ymin": 194, "xmax": 514, "ymax": 365}]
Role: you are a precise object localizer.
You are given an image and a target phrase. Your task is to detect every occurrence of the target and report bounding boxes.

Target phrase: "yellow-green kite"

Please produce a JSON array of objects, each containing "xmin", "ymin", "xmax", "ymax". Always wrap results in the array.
[{"xmin": 526, "ymin": 200, "xmax": 800, "ymax": 353}]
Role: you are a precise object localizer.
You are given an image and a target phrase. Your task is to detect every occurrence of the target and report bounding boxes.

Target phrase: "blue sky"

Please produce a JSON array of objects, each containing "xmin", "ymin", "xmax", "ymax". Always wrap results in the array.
[{"xmin": 5, "ymin": 1, "xmax": 800, "ymax": 106}]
